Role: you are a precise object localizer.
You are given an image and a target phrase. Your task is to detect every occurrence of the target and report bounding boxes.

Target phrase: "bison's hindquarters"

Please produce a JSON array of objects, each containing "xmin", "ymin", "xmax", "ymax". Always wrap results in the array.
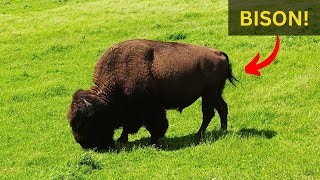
[{"xmin": 196, "ymin": 53, "xmax": 232, "ymax": 138}]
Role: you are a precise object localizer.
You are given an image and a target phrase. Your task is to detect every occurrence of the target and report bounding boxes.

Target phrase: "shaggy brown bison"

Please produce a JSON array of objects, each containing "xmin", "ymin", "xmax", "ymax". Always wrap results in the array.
[{"xmin": 68, "ymin": 39, "xmax": 237, "ymax": 150}]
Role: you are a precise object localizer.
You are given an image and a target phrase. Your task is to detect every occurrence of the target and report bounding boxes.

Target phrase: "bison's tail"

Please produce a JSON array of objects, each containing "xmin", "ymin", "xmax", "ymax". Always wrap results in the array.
[{"xmin": 221, "ymin": 52, "xmax": 238, "ymax": 86}]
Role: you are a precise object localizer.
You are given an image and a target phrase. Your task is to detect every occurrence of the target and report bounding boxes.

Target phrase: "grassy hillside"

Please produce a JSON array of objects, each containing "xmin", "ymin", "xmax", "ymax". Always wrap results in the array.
[{"xmin": 0, "ymin": 0, "xmax": 319, "ymax": 179}]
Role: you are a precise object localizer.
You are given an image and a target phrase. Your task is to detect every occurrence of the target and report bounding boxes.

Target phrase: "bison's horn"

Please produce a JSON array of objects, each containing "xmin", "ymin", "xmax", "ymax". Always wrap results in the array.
[{"xmin": 83, "ymin": 99, "xmax": 95, "ymax": 117}]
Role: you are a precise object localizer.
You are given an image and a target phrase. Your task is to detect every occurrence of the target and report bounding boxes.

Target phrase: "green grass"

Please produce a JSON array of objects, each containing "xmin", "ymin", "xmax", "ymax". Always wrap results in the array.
[{"xmin": 1, "ymin": 0, "xmax": 319, "ymax": 179}]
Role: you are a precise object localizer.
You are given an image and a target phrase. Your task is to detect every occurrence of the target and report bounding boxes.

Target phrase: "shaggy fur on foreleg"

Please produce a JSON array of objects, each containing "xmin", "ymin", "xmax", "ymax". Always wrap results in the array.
[
  {"xmin": 144, "ymin": 107, "xmax": 168, "ymax": 148},
  {"xmin": 117, "ymin": 130, "xmax": 128, "ymax": 143}
]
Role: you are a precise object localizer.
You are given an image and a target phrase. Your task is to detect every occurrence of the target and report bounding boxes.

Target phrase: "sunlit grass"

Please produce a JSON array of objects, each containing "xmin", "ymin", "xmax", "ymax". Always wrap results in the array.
[{"xmin": 0, "ymin": 0, "xmax": 319, "ymax": 179}]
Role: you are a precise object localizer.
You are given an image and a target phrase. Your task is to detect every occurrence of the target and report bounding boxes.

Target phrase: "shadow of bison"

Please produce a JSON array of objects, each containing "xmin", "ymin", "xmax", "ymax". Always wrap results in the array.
[{"xmin": 68, "ymin": 39, "xmax": 237, "ymax": 151}]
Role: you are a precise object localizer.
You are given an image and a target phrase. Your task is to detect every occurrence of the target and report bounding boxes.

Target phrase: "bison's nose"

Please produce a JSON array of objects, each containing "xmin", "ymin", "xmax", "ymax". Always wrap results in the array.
[
  {"xmin": 80, "ymin": 143, "xmax": 93, "ymax": 149},
  {"xmin": 78, "ymin": 140, "xmax": 97, "ymax": 149}
]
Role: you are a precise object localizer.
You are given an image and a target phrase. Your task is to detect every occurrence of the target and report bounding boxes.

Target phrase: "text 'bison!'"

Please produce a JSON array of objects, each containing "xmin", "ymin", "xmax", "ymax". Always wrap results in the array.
[{"xmin": 68, "ymin": 39, "xmax": 237, "ymax": 151}]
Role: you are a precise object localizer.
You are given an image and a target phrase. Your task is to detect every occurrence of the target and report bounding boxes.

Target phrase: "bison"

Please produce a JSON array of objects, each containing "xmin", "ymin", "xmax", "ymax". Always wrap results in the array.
[{"xmin": 68, "ymin": 39, "xmax": 237, "ymax": 150}]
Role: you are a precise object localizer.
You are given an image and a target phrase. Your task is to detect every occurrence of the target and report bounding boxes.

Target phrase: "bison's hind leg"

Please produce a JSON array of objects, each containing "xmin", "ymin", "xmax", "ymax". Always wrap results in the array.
[
  {"xmin": 144, "ymin": 107, "xmax": 168, "ymax": 148},
  {"xmin": 215, "ymin": 96, "xmax": 228, "ymax": 130},
  {"xmin": 197, "ymin": 88, "xmax": 229, "ymax": 139},
  {"xmin": 197, "ymin": 93, "xmax": 216, "ymax": 139}
]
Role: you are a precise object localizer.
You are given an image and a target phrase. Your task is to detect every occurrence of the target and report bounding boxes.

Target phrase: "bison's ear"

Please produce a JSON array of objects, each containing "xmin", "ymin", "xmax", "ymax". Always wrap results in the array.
[{"xmin": 83, "ymin": 99, "xmax": 95, "ymax": 117}]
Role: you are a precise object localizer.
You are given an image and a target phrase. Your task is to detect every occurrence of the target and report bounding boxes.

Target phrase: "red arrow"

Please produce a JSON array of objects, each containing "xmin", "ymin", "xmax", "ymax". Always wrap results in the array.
[{"xmin": 245, "ymin": 35, "xmax": 280, "ymax": 76}]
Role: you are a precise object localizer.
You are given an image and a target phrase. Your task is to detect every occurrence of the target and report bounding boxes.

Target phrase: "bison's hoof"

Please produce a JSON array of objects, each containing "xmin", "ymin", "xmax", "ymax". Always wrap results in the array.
[
  {"xmin": 221, "ymin": 124, "xmax": 227, "ymax": 131},
  {"xmin": 196, "ymin": 132, "xmax": 205, "ymax": 140},
  {"xmin": 117, "ymin": 137, "xmax": 128, "ymax": 143}
]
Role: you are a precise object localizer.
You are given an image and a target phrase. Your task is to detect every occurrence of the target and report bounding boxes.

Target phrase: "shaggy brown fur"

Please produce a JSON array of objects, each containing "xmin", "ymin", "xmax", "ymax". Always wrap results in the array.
[{"xmin": 68, "ymin": 39, "xmax": 237, "ymax": 150}]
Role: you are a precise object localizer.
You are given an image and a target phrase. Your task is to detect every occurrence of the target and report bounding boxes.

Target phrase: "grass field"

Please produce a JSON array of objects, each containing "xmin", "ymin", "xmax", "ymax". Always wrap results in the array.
[{"xmin": 1, "ymin": 0, "xmax": 319, "ymax": 179}]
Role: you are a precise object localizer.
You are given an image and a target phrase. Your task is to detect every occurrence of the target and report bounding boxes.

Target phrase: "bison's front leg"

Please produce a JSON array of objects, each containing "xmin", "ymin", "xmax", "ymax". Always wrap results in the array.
[
  {"xmin": 145, "ymin": 108, "xmax": 168, "ymax": 148},
  {"xmin": 117, "ymin": 130, "xmax": 128, "ymax": 143},
  {"xmin": 117, "ymin": 121, "xmax": 143, "ymax": 143}
]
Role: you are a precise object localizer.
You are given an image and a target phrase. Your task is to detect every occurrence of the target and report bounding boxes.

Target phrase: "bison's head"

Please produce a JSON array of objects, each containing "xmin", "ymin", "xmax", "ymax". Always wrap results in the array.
[{"xmin": 68, "ymin": 89, "xmax": 114, "ymax": 151}]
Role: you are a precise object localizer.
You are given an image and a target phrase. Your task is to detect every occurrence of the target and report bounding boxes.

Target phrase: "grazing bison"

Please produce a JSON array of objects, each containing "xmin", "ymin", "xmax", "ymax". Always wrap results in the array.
[{"xmin": 68, "ymin": 39, "xmax": 237, "ymax": 150}]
